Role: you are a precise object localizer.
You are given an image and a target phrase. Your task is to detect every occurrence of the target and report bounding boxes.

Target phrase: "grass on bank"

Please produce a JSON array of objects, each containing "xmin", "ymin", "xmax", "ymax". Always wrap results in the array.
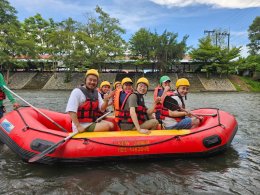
[
  {"xmin": 241, "ymin": 76, "xmax": 260, "ymax": 92},
  {"xmin": 233, "ymin": 83, "xmax": 242, "ymax": 91}
]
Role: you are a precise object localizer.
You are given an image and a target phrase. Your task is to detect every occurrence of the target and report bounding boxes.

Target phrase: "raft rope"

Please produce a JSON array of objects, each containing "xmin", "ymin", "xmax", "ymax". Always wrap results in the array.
[{"xmin": 15, "ymin": 108, "xmax": 225, "ymax": 148}]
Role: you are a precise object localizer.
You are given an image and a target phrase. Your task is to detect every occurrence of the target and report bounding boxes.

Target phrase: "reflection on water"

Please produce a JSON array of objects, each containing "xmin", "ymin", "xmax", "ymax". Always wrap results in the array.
[{"xmin": 0, "ymin": 90, "xmax": 259, "ymax": 194}]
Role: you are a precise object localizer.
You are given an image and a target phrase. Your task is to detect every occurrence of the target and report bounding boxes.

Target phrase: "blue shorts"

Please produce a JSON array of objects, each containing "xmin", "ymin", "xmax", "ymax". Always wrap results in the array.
[{"xmin": 166, "ymin": 117, "xmax": 192, "ymax": 130}]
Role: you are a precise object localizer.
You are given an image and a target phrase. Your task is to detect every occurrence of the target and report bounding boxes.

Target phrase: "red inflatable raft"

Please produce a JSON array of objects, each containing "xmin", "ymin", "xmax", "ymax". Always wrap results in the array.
[{"xmin": 0, "ymin": 107, "xmax": 237, "ymax": 164}]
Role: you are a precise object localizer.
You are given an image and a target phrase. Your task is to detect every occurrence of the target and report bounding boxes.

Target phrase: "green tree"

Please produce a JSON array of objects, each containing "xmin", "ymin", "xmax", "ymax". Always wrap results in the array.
[
  {"xmin": 83, "ymin": 6, "xmax": 126, "ymax": 69},
  {"xmin": 129, "ymin": 29, "xmax": 188, "ymax": 73},
  {"xmin": 22, "ymin": 14, "xmax": 58, "ymax": 69},
  {"xmin": 129, "ymin": 28, "xmax": 154, "ymax": 59},
  {"xmin": 0, "ymin": 0, "xmax": 21, "ymax": 80},
  {"xmin": 154, "ymin": 31, "xmax": 188, "ymax": 73},
  {"xmin": 190, "ymin": 36, "xmax": 241, "ymax": 77},
  {"xmin": 58, "ymin": 17, "xmax": 79, "ymax": 81},
  {"xmin": 247, "ymin": 16, "xmax": 260, "ymax": 55},
  {"xmin": 215, "ymin": 47, "xmax": 241, "ymax": 77}
]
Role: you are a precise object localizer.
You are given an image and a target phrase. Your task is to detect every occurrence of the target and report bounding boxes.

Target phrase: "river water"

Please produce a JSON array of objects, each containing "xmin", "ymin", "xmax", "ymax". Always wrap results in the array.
[{"xmin": 0, "ymin": 90, "xmax": 259, "ymax": 194}]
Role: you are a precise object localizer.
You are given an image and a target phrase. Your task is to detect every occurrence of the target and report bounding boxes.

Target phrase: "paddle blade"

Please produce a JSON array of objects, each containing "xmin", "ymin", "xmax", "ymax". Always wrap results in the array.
[
  {"xmin": 28, "ymin": 139, "xmax": 65, "ymax": 163},
  {"xmin": 163, "ymin": 96, "xmax": 180, "ymax": 111}
]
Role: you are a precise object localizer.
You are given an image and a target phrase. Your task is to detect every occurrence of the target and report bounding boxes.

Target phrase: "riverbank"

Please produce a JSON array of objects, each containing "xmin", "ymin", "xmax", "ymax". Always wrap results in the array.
[{"xmin": 3, "ymin": 72, "xmax": 258, "ymax": 92}]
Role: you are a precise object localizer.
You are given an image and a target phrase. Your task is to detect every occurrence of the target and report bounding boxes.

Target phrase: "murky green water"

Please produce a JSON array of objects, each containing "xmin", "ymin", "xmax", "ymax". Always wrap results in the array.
[{"xmin": 0, "ymin": 90, "xmax": 259, "ymax": 194}]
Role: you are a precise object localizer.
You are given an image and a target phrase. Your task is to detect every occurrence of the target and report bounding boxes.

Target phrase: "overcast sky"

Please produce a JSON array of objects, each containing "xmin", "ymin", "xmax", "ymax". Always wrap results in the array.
[{"xmin": 9, "ymin": 0, "xmax": 260, "ymax": 57}]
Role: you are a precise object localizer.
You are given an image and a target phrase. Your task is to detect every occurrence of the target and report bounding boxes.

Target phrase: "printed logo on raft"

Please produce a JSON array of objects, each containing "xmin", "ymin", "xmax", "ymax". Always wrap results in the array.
[{"xmin": 0, "ymin": 119, "xmax": 15, "ymax": 133}]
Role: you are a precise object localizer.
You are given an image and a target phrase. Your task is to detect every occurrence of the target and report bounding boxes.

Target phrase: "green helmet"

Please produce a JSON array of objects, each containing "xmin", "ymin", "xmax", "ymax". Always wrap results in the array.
[{"xmin": 160, "ymin": 75, "xmax": 171, "ymax": 85}]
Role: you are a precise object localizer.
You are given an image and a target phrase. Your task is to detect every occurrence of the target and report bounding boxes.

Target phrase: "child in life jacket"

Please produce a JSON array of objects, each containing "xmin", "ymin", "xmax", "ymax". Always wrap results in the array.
[
  {"xmin": 162, "ymin": 78, "xmax": 200, "ymax": 129},
  {"xmin": 115, "ymin": 77, "xmax": 159, "ymax": 134}
]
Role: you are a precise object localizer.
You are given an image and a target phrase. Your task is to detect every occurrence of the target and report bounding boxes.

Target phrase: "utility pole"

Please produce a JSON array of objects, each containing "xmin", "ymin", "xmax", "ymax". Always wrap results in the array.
[
  {"xmin": 216, "ymin": 32, "xmax": 230, "ymax": 50},
  {"xmin": 204, "ymin": 30, "xmax": 217, "ymax": 46}
]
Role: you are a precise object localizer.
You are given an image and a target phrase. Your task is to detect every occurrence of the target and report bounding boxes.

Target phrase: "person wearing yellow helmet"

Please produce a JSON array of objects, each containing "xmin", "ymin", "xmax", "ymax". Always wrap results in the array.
[
  {"xmin": 115, "ymin": 77, "xmax": 159, "ymax": 134},
  {"xmin": 99, "ymin": 81, "xmax": 111, "ymax": 99},
  {"xmin": 113, "ymin": 81, "xmax": 122, "ymax": 90},
  {"xmin": 114, "ymin": 77, "xmax": 133, "ymax": 123},
  {"xmin": 162, "ymin": 78, "xmax": 200, "ymax": 130},
  {"xmin": 121, "ymin": 77, "xmax": 133, "ymax": 93},
  {"xmin": 66, "ymin": 69, "xmax": 114, "ymax": 133}
]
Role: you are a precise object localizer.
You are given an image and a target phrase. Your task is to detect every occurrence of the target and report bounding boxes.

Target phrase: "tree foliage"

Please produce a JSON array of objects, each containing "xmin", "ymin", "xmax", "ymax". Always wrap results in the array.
[
  {"xmin": 0, "ymin": 0, "xmax": 21, "ymax": 70},
  {"xmin": 129, "ymin": 28, "xmax": 188, "ymax": 73},
  {"xmin": 247, "ymin": 16, "xmax": 260, "ymax": 55},
  {"xmin": 190, "ymin": 36, "xmax": 241, "ymax": 76}
]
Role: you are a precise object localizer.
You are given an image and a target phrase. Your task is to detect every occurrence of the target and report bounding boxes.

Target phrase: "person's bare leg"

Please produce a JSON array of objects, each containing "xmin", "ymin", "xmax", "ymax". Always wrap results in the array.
[
  {"xmin": 139, "ymin": 119, "xmax": 159, "ymax": 130},
  {"xmin": 94, "ymin": 120, "xmax": 114, "ymax": 132}
]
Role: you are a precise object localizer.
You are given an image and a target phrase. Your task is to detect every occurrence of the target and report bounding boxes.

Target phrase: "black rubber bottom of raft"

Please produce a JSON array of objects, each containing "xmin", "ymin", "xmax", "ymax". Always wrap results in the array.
[{"xmin": 0, "ymin": 125, "xmax": 238, "ymax": 165}]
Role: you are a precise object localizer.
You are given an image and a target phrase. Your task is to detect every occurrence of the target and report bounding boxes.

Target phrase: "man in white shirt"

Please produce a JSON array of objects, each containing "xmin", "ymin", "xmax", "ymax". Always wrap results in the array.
[{"xmin": 66, "ymin": 69, "xmax": 114, "ymax": 132}]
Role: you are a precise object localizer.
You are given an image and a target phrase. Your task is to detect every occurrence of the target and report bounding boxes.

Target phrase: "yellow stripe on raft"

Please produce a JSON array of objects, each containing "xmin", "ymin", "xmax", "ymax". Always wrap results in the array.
[{"xmin": 72, "ymin": 129, "xmax": 191, "ymax": 138}]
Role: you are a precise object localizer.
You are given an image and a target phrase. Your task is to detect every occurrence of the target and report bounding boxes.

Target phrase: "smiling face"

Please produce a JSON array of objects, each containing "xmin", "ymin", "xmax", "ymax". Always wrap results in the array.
[
  {"xmin": 162, "ymin": 80, "xmax": 171, "ymax": 89},
  {"xmin": 177, "ymin": 85, "xmax": 189, "ymax": 97},
  {"xmin": 136, "ymin": 83, "xmax": 148, "ymax": 94},
  {"xmin": 115, "ymin": 83, "xmax": 122, "ymax": 90},
  {"xmin": 123, "ymin": 82, "xmax": 133, "ymax": 92},
  {"xmin": 101, "ymin": 85, "xmax": 111, "ymax": 94},
  {"xmin": 85, "ymin": 75, "xmax": 98, "ymax": 90}
]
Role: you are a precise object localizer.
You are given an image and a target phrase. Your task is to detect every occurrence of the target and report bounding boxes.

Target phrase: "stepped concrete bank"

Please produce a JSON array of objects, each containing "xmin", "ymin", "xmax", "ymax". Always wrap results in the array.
[{"xmin": 5, "ymin": 72, "xmax": 238, "ymax": 92}]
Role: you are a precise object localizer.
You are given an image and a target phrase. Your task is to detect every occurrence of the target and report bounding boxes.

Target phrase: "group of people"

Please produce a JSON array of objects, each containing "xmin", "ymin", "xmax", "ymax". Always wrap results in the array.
[
  {"xmin": 66, "ymin": 69, "xmax": 201, "ymax": 134},
  {"xmin": 0, "ymin": 70, "xmax": 200, "ymax": 134}
]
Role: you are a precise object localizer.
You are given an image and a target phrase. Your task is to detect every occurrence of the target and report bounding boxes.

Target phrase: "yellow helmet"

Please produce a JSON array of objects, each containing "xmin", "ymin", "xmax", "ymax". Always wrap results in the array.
[
  {"xmin": 113, "ymin": 81, "xmax": 121, "ymax": 89},
  {"xmin": 176, "ymin": 78, "xmax": 190, "ymax": 88},
  {"xmin": 136, "ymin": 77, "xmax": 149, "ymax": 88},
  {"xmin": 121, "ymin": 77, "xmax": 133, "ymax": 86},
  {"xmin": 100, "ymin": 81, "xmax": 111, "ymax": 88},
  {"xmin": 86, "ymin": 69, "xmax": 99, "ymax": 78}
]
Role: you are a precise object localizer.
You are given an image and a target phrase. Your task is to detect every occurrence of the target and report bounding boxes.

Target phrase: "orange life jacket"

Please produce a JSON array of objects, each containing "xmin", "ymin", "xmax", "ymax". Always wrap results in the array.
[
  {"xmin": 0, "ymin": 89, "xmax": 6, "ymax": 100},
  {"xmin": 115, "ymin": 91, "xmax": 147, "ymax": 124},
  {"xmin": 113, "ymin": 89, "xmax": 122, "ymax": 122},
  {"xmin": 77, "ymin": 87, "xmax": 102, "ymax": 122}
]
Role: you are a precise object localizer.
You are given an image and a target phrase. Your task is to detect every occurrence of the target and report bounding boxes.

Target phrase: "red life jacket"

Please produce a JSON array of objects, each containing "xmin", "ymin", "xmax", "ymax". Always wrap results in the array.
[
  {"xmin": 116, "ymin": 91, "xmax": 147, "ymax": 124},
  {"xmin": 77, "ymin": 87, "xmax": 102, "ymax": 123},
  {"xmin": 153, "ymin": 86, "xmax": 175, "ymax": 120},
  {"xmin": 0, "ymin": 89, "xmax": 6, "ymax": 100}
]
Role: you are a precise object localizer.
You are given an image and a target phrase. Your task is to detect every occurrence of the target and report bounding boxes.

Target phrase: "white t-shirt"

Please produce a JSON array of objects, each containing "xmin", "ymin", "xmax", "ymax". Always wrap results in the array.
[
  {"xmin": 66, "ymin": 88, "xmax": 104, "ymax": 132},
  {"xmin": 162, "ymin": 95, "xmax": 183, "ymax": 128}
]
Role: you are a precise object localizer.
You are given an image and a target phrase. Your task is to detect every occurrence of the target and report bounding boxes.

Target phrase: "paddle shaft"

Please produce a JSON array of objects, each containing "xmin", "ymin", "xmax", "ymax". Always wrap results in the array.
[
  {"xmin": 179, "ymin": 107, "xmax": 201, "ymax": 119},
  {"xmin": 193, "ymin": 113, "xmax": 217, "ymax": 117},
  {"xmin": 2, "ymin": 85, "xmax": 67, "ymax": 132},
  {"xmin": 28, "ymin": 111, "xmax": 112, "ymax": 163}
]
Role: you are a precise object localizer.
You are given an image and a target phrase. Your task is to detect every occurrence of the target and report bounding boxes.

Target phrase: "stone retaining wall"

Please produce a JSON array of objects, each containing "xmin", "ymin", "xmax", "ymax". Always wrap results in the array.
[
  {"xmin": 198, "ymin": 74, "xmax": 236, "ymax": 91},
  {"xmin": 8, "ymin": 72, "xmax": 37, "ymax": 89},
  {"xmin": 6, "ymin": 72, "xmax": 240, "ymax": 92}
]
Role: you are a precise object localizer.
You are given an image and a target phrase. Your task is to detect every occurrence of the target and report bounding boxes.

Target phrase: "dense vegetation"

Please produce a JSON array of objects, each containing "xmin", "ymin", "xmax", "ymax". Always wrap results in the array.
[{"xmin": 0, "ymin": 0, "xmax": 259, "ymax": 82}]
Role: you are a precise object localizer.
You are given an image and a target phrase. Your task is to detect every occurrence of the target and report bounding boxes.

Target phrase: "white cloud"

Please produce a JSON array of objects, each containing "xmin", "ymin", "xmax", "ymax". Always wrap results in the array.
[
  {"xmin": 240, "ymin": 45, "xmax": 249, "ymax": 57},
  {"xmin": 230, "ymin": 31, "xmax": 247, "ymax": 37},
  {"xmin": 150, "ymin": 0, "xmax": 260, "ymax": 9}
]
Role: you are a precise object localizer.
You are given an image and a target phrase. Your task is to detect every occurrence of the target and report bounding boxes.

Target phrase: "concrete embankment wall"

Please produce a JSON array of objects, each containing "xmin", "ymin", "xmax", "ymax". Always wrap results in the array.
[{"xmin": 5, "ymin": 72, "xmax": 237, "ymax": 92}]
